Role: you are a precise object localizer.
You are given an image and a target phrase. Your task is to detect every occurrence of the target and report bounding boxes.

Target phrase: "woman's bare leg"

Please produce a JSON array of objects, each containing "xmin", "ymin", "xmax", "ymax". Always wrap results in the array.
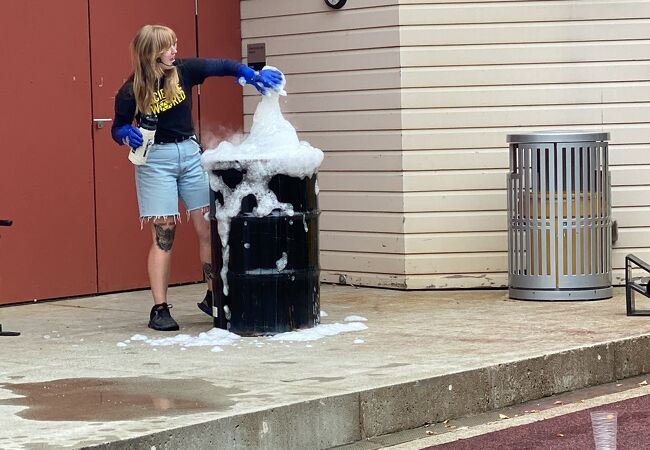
[
  {"xmin": 148, "ymin": 217, "xmax": 177, "ymax": 305},
  {"xmin": 189, "ymin": 207, "xmax": 213, "ymax": 291}
]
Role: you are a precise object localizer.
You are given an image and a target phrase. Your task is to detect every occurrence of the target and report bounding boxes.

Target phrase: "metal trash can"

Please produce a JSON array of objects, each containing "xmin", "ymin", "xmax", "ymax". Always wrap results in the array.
[
  {"xmin": 506, "ymin": 131, "xmax": 612, "ymax": 301},
  {"xmin": 209, "ymin": 169, "xmax": 320, "ymax": 335}
]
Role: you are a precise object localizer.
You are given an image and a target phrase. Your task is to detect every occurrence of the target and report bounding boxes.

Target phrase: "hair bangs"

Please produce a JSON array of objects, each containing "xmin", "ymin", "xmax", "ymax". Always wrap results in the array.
[{"xmin": 153, "ymin": 26, "xmax": 177, "ymax": 56}]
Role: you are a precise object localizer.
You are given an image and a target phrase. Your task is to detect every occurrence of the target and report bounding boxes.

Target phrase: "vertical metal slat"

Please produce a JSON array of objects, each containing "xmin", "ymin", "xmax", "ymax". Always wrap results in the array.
[
  {"xmin": 582, "ymin": 146, "xmax": 589, "ymax": 275},
  {"xmin": 541, "ymin": 146, "xmax": 548, "ymax": 276},
  {"xmin": 532, "ymin": 146, "xmax": 539, "ymax": 275},
  {"xmin": 589, "ymin": 145, "xmax": 596, "ymax": 274},
  {"xmin": 524, "ymin": 146, "xmax": 531, "ymax": 276},
  {"xmin": 595, "ymin": 143, "xmax": 602, "ymax": 274},
  {"xmin": 518, "ymin": 144, "xmax": 525, "ymax": 275},
  {"xmin": 566, "ymin": 146, "xmax": 574, "ymax": 276},
  {"xmin": 549, "ymin": 145, "xmax": 557, "ymax": 284},
  {"xmin": 557, "ymin": 145, "xmax": 565, "ymax": 276},
  {"xmin": 513, "ymin": 146, "xmax": 520, "ymax": 275}
]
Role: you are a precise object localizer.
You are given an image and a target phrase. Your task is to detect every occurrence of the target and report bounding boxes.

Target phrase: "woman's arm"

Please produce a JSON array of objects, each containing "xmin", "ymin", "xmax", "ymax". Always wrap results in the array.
[
  {"xmin": 111, "ymin": 81, "xmax": 142, "ymax": 147},
  {"xmin": 181, "ymin": 58, "xmax": 284, "ymax": 95}
]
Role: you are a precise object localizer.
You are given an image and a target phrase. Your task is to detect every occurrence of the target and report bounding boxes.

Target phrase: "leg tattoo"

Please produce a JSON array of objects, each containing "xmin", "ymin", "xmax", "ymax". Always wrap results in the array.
[
  {"xmin": 154, "ymin": 224, "xmax": 176, "ymax": 251},
  {"xmin": 203, "ymin": 263, "xmax": 215, "ymax": 280}
]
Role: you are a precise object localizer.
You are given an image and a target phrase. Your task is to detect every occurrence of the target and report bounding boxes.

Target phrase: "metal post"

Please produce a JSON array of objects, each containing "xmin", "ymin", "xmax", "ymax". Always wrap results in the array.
[{"xmin": 0, "ymin": 219, "xmax": 20, "ymax": 336}]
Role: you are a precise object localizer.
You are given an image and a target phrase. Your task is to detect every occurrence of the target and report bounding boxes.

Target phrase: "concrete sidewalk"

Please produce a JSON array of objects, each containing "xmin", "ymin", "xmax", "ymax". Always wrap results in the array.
[{"xmin": 1, "ymin": 284, "xmax": 650, "ymax": 450}]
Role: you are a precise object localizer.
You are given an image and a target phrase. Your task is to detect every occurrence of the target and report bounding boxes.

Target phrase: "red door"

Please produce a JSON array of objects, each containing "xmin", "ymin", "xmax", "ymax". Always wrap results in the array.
[
  {"xmin": 0, "ymin": 1, "xmax": 241, "ymax": 305},
  {"xmin": 0, "ymin": 1, "xmax": 97, "ymax": 304},
  {"xmin": 89, "ymin": 1, "xmax": 202, "ymax": 292},
  {"xmin": 197, "ymin": 0, "xmax": 244, "ymax": 141}
]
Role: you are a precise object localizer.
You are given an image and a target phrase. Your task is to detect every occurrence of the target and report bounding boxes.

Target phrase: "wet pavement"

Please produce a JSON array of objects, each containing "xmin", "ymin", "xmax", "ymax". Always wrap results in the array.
[
  {"xmin": 0, "ymin": 377, "xmax": 240, "ymax": 422},
  {"xmin": 1, "ymin": 284, "xmax": 650, "ymax": 449}
]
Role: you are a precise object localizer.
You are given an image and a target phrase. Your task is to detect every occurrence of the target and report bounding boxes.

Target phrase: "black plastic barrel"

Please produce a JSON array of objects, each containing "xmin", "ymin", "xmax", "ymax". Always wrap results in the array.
[{"xmin": 209, "ymin": 169, "xmax": 320, "ymax": 336}]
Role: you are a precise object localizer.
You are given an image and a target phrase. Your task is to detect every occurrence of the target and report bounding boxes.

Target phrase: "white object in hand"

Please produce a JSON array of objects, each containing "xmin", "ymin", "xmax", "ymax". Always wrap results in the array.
[{"xmin": 128, "ymin": 127, "xmax": 156, "ymax": 166}]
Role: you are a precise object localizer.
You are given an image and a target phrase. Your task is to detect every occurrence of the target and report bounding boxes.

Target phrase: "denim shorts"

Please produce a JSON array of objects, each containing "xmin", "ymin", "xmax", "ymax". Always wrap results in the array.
[{"xmin": 134, "ymin": 137, "xmax": 209, "ymax": 219}]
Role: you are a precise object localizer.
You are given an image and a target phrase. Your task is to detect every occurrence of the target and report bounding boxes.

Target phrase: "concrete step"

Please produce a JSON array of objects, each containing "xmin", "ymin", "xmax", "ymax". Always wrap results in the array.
[{"xmin": 0, "ymin": 285, "xmax": 646, "ymax": 450}]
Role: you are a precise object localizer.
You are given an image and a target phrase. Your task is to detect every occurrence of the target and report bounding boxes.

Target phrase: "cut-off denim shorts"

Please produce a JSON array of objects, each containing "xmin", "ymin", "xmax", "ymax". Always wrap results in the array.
[{"xmin": 134, "ymin": 137, "xmax": 209, "ymax": 220}]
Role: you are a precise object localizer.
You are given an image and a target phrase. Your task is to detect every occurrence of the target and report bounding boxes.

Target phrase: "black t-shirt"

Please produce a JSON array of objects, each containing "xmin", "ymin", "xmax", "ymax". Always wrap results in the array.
[{"xmin": 112, "ymin": 58, "xmax": 240, "ymax": 143}]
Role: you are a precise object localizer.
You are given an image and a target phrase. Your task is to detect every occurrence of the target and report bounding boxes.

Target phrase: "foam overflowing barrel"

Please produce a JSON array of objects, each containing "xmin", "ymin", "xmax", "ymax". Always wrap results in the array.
[
  {"xmin": 201, "ymin": 75, "xmax": 324, "ymax": 335},
  {"xmin": 208, "ymin": 168, "xmax": 320, "ymax": 335}
]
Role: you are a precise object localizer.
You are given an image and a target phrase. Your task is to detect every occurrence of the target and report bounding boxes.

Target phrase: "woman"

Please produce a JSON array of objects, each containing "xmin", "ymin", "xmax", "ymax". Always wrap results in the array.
[{"xmin": 112, "ymin": 24, "xmax": 283, "ymax": 331}]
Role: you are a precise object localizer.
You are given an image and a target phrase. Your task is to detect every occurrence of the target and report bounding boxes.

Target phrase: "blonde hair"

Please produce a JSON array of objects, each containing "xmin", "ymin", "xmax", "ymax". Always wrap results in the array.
[{"xmin": 130, "ymin": 25, "xmax": 182, "ymax": 115}]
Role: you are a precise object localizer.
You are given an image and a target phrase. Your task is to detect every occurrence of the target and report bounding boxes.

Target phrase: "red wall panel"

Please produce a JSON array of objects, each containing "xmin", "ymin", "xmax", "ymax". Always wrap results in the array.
[
  {"xmin": 197, "ymin": 0, "xmax": 244, "ymax": 146},
  {"xmin": 0, "ymin": 1, "xmax": 97, "ymax": 304}
]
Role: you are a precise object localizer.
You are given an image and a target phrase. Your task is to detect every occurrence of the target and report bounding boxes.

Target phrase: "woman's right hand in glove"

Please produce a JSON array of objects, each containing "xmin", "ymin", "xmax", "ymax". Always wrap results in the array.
[
  {"xmin": 237, "ymin": 66, "xmax": 284, "ymax": 95},
  {"xmin": 113, "ymin": 125, "xmax": 143, "ymax": 148}
]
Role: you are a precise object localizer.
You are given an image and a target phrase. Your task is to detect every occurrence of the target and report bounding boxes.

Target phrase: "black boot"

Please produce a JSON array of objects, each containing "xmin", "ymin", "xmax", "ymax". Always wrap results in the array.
[
  {"xmin": 197, "ymin": 290, "xmax": 212, "ymax": 316},
  {"xmin": 148, "ymin": 303, "xmax": 179, "ymax": 331}
]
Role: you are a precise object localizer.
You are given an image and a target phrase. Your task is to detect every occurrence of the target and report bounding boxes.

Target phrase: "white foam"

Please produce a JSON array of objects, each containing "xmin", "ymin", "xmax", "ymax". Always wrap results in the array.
[
  {"xmin": 143, "ymin": 328, "xmax": 241, "ymax": 347},
  {"xmin": 276, "ymin": 252, "xmax": 288, "ymax": 271},
  {"xmin": 268, "ymin": 322, "xmax": 368, "ymax": 342},
  {"xmin": 201, "ymin": 68, "xmax": 324, "ymax": 295},
  {"xmin": 344, "ymin": 315, "xmax": 368, "ymax": 322},
  {"xmin": 130, "ymin": 334, "xmax": 148, "ymax": 341}
]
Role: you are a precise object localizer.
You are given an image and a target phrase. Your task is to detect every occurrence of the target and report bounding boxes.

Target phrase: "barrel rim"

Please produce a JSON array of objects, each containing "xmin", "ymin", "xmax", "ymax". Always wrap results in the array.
[{"xmin": 507, "ymin": 130, "xmax": 610, "ymax": 144}]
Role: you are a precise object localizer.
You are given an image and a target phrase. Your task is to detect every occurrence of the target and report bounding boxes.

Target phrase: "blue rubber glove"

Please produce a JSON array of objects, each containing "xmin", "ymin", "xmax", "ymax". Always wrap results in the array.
[
  {"xmin": 113, "ymin": 125, "xmax": 143, "ymax": 148},
  {"xmin": 236, "ymin": 66, "xmax": 284, "ymax": 95}
]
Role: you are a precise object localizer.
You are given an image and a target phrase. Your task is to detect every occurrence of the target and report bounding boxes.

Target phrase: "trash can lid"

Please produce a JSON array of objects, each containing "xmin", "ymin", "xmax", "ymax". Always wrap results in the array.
[{"xmin": 507, "ymin": 130, "xmax": 610, "ymax": 144}]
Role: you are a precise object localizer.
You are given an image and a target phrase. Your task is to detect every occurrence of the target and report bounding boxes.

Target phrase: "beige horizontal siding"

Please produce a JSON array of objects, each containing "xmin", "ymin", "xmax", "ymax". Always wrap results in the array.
[
  {"xmin": 401, "ymin": 125, "xmax": 650, "ymax": 150},
  {"xmin": 322, "ymin": 228, "xmax": 650, "ymax": 254},
  {"xmin": 319, "ymin": 271, "xmax": 505, "ymax": 289},
  {"xmin": 320, "ymin": 187, "xmax": 650, "ymax": 214},
  {"xmin": 323, "ymin": 147, "xmax": 650, "ymax": 170},
  {"xmin": 323, "ymin": 248, "xmax": 645, "ymax": 276},
  {"xmin": 321, "ymin": 251, "xmax": 508, "ymax": 274},
  {"xmin": 319, "ymin": 192, "xmax": 404, "ymax": 212},
  {"xmin": 301, "ymin": 126, "xmax": 650, "ymax": 154},
  {"xmin": 241, "ymin": 0, "xmax": 406, "ymax": 300},
  {"xmin": 403, "ymin": 211, "xmax": 507, "ymax": 233},
  {"xmin": 610, "ymin": 146, "xmax": 650, "ymax": 165},
  {"xmin": 397, "ymin": 207, "xmax": 650, "ymax": 233},
  {"xmin": 242, "ymin": 7, "xmax": 398, "ymax": 37},
  {"xmin": 399, "ymin": 1, "xmax": 650, "ymax": 290},
  {"xmin": 400, "ymin": 21, "xmax": 650, "ymax": 46},
  {"xmin": 401, "ymin": 83, "xmax": 650, "ymax": 109},
  {"xmin": 320, "ymin": 271, "xmax": 410, "ymax": 289},
  {"xmin": 321, "ymin": 232, "xmax": 405, "ymax": 253},
  {"xmin": 401, "ymin": 42, "xmax": 650, "ymax": 67},
  {"xmin": 323, "ymin": 267, "xmax": 641, "ymax": 289},
  {"xmin": 243, "ymin": 28, "xmax": 401, "ymax": 56},
  {"xmin": 241, "ymin": 0, "xmax": 396, "ymax": 19},
  {"xmin": 253, "ymin": 48, "xmax": 401, "ymax": 74},
  {"xmin": 245, "ymin": 90, "xmax": 402, "ymax": 112},
  {"xmin": 275, "ymin": 70, "xmax": 402, "ymax": 94},
  {"xmin": 321, "ymin": 251, "xmax": 406, "ymax": 274},
  {"xmin": 317, "ymin": 172, "xmax": 403, "ymax": 192},
  {"xmin": 398, "ymin": 1, "xmax": 650, "ymax": 24},
  {"xmin": 242, "ymin": 1, "xmax": 650, "ymax": 291},
  {"xmin": 320, "ymin": 211, "xmax": 406, "ymax": 233},
  {"xmin": 320, "ymin": 151, "xmax": 403, "ymax": 172},
  {"xmin": 320, "ymin": 165, "xmax": 650, "ymax": 193},
  {"xmin": 321, "ymin": 231, "xmax": 506, "ymax": 253},
  {"xmin": 402, "ymin": 62, "xmax": 650, "ymax": 88}
]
